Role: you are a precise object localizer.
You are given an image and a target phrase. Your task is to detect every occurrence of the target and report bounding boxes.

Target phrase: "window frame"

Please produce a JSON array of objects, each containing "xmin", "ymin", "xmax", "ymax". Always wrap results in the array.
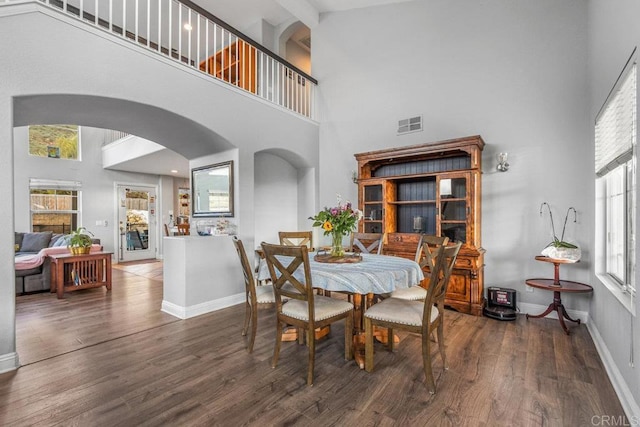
[
  {"xmin": 28, "ymin": 124, "xmax": 81, "ymax": 161},
  {"xmin": 29, "ymin": 179, "xmax": 82, "ymax": 234},
  {"xmin": 595, "ymin": 52, "xmax": 637, "ymax": 314}
]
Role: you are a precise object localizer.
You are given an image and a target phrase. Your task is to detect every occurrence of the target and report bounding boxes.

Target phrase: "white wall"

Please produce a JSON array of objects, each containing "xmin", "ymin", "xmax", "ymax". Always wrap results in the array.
[
  {"xmin": 313, "ymin": 0, "xmax": 591, "ymax": 310},
  {"xmin": 587, "ymin": 0, "xmax": 640, "ymax": 416},
  {"xmin": 0, "ymin": 3, "xmax": 319, "ymax": 372},
  {"xmin": 13, "ymin": 126, "xmax": 161, "ymax": 255},
  {"xmin": 254, "ymin": 152, "xmax": 299, "ymax": 248}
]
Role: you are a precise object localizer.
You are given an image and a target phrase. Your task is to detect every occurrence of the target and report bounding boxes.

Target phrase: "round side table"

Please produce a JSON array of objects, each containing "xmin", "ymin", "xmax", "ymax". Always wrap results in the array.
[{"xmin": 525, "ymin": 256, "xmax": 593, "ymax": 335}]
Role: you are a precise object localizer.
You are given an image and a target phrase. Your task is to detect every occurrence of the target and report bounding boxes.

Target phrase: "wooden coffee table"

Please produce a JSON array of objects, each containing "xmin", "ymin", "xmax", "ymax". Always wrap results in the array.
[
  {"xmin": 49, "ymin": 252, "xmax": 113, "ymax": 299},
  {"xmin": 525, "ymin": 256, "xmax": 593, "ymax": 335}
]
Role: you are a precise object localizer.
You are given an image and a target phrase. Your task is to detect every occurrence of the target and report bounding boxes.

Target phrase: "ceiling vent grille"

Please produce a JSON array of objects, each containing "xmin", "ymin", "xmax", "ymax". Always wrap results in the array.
[
  {"xmin": 298, "ymin": 36, "xmax": 311, "ymax": 49},
  {"xmin": 397, "ymin": 115, "xmax": 423, "ymax": 135}
]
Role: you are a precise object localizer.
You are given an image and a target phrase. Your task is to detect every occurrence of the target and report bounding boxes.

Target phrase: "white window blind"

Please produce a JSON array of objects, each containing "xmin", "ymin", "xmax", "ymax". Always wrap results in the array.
[
  {"xmin": 29, "ymin": 178, "xmax": 82, "ymax": 190},
  {"xmin": 595, "ymin": 61, "xmax": 637, "ymax": 176}
]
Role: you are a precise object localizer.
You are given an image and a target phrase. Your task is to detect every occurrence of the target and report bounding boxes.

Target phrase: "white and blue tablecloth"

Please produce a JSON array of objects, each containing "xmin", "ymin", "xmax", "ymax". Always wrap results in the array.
[{"xmin": 258, "ymin": 253, "xmax": 424, "ymax": 295}]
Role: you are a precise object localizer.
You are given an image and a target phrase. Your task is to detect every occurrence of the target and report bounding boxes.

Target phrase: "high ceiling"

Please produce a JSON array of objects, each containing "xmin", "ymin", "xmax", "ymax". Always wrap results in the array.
[
  {"xmin": 193, "ymin": 0, "xmax": 413, "ymax": 31},
  {"xmin": 114, "ymin": 0, "xmax": 414, "ymax": 178}
]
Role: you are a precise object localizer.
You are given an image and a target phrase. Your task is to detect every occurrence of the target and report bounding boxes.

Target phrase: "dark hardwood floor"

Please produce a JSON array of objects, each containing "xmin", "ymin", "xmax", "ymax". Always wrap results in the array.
[{"xmin": 2, "ymin": 261, "xmax": 625, "ymax": 426}]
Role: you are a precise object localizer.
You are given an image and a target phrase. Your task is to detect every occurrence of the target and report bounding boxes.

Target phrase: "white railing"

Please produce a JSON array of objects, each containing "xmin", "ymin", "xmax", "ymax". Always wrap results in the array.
[
  {"xmin": 101, "ymin": 129, "xmax": 129, "ymax": 145},
  {"xmin": 6, "ymin": 0, "xmax": 317, "ymax": 119}
]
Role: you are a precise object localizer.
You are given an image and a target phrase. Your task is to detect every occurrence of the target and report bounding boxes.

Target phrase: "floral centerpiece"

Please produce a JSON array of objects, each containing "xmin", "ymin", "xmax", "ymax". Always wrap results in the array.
[{"xmin": 309, "ymin": 195, "xmax": 362, "ymax": 257}]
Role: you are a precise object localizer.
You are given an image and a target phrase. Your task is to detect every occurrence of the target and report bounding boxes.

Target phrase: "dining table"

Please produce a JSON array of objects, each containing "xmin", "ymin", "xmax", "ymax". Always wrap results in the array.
[{"xmin": 257, "ymin": 251, "xmax": 425, "ymax": 368}]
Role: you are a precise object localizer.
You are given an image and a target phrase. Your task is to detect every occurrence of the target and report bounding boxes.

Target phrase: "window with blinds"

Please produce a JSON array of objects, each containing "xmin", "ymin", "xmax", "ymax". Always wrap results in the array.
[
  {"xmin": 595, "ymin": 51, "xmax": 637, "ymax": 302},
  {"xmin": 29, "ymin": 179, "xmax": 82, "ymax": 234}
]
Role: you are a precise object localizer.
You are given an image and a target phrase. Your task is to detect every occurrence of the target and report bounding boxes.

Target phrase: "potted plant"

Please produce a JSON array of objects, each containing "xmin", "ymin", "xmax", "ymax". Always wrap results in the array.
[
  {"xmin": 539, "ymin": 202, "xmax": 581, "ymax": 261},
  {"xmin": 68, "ymin": 227, "xmax": 94, "ymax": 255}
]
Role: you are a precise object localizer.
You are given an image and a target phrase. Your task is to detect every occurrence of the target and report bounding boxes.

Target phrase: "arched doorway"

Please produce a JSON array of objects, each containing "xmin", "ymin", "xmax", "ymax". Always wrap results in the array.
[
  {"xmin": 278, "ymin": 21, "xmax": 311, "ymax": 75},
  {"xmin": 254, "ymin": 150, "xmax": 316, "ymax": 248}
]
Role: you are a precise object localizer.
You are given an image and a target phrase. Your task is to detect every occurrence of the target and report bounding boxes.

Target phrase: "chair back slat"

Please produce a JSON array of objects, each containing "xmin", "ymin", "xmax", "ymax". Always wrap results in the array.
[
  {"xmin": 412, "ymin": 234, "xmax": 425, "ymax": 263},
  {"xmin": 176, "ymin": 223, "xmax": 190, "ymax": 235},
  {"xmin": 278, "ymin": 231, "xmax": 313, "ymax": 249},
  {"xmin": 232, "ymin": 237, "xmax": 256, "ymax": 304},
  {"xmin": 350, "ymin": 232, "xmax": 385, "ymax": 255},
  {"xmin": 417, "ymin": 235, "xmax": 450, "ymax": 271},
  {"xmin": 261, "ymin": 242, "xmax": 314, "ymax": 309},
  {"xmin": 422, "ymin": 242, "xmax": 462, "ymax": 327}
]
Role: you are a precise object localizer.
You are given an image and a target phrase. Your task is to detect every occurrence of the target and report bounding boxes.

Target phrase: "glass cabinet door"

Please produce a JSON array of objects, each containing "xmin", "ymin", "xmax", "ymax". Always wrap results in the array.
[
  {"xmin": 362, "ymin": 183, "xmax": 384, "ymax": 233},
  {"xmin": 438, "ymin": 173, "xmax": 469, "ymax": 244}
]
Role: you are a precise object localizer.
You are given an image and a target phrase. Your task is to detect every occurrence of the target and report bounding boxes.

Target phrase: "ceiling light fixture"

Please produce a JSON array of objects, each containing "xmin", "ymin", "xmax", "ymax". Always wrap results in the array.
[
  {"xmin": 183, "ymin": 23, "xmax": 192, "ymax": 31},
  {"xmin": 171, "ymin": 170, "xmax": 178, "ymax": 174}
]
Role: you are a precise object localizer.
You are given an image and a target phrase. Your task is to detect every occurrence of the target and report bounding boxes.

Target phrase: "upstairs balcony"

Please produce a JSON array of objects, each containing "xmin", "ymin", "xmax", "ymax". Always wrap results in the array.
[{"xmin": 16, "ymin": 0, "xmax": 316, "ymax": 120}]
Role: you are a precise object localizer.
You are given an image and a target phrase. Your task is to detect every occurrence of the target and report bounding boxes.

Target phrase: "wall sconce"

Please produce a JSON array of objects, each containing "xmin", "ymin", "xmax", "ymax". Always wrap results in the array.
[
  {"xmin": 351, "ymin": 171, "xmax": 358, "ymax": 184},
  {"xmin": 496, "ymin": 152, "xmax": 509, "ymax": 172}
]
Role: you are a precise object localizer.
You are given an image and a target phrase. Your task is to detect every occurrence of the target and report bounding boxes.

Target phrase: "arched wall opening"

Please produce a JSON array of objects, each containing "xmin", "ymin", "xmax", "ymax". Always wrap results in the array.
[
  {"xmin": 14, "ymin": 94, "xmax": 234, "ymax": 159},
  {"xmin": 278, "ymin": 21, "xmax": 311, "ymax": 75},
  {"xmin": 254, "ymin": 149, "xmax": 316, "ymax": 248}
]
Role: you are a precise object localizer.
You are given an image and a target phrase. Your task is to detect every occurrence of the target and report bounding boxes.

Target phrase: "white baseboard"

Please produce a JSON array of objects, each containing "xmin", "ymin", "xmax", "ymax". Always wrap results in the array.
[
  {"xmin": 0, "ymin": 352, "xmax": 20, "ymax": 374},
  {"xmin": 587, "ymin": 321, "xmax": 640, "ymax": 420},
  {"xmin": 161, "ymin": 293, "xmax": 245, "ymax": 319},
  {"xmin": 518, "ymin": 302, "xmax": 589, "ymax": 324}
]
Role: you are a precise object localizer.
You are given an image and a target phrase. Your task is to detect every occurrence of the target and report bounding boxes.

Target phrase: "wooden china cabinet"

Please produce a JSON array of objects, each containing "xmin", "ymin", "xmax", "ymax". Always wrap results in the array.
[{"xmin": 355, "ymin": 135, "xmax": 486, "ymax": 316}]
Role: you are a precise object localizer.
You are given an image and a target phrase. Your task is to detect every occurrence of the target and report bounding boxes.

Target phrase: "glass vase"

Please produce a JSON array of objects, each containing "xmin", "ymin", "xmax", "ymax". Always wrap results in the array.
[{"xmin": 331, "ymin": 232, "xmax": 345, "ymax": 257}]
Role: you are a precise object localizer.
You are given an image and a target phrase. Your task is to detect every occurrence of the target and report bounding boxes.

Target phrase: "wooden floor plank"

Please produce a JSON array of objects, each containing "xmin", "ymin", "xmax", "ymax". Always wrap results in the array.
[{"xmin": 0, "ymin": 261, "xmax": 626, "ymax": 425}]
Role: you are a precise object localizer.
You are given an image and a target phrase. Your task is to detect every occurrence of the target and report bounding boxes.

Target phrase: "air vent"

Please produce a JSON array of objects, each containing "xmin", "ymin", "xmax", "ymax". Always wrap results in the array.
[
  {"xmin": 397, "ymin": 115, "xmax": 423, "ymax": 135},
  {"xmin": 298, "ymin": 36, "xmax": 311, "ymax": 49},
  {"xmin": 294, "ymin": 36, "xmax": 311, "ymax": 53}
]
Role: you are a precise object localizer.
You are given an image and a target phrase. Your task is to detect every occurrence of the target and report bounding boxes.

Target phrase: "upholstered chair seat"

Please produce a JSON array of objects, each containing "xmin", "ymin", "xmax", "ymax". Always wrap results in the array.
[
  {"xmin": 282, "ymin": 295, "xmax": 353, "ymax": 322},
  {"xmin": 387, "ymin": 286, "xmax": 427, "ymax": 301}
]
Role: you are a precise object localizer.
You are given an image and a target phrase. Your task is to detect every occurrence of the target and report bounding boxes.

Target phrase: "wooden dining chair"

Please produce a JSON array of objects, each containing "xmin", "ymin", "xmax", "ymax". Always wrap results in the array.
[
  {"xmin": 390, "ymin": 235, "xmax": 450, "ymax": 301},
  {"xmin": 349, "ymin": 232, "xmax": 385, "ymax": 255},
  {"xmin": 278, "ymin": 230, "xmax": 326, "ymax": 297},
  {"xmin": 176, "ymin": 223, "xmax": 190, "ymax": 235},
  {"xmin": 375, "ymin": 233, "xmax": 424, "ymax": 302},
  {"xmin": 261, "ymin": 242, "xmax": 354, "ymax": 386},
  {"xmin": 364, "ymin": 242, "xmax": 461, "ymax": 393},
  {"xmin": 278, "ymin": 231, "xmax": 313, "ymax": 249},
  {"xmin": 232, "ymin": 236, "xmax": 279, "ymax": 353},
  {"xmin": 163, "ymin": 224, "xmax": 170, "ymax": 237}
]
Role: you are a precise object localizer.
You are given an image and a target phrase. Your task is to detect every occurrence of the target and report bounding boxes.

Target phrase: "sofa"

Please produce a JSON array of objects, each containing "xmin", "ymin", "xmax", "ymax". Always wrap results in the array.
[{"xmin": 14, "ymin": 231, "xmax": 101, "ymax": 295}]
